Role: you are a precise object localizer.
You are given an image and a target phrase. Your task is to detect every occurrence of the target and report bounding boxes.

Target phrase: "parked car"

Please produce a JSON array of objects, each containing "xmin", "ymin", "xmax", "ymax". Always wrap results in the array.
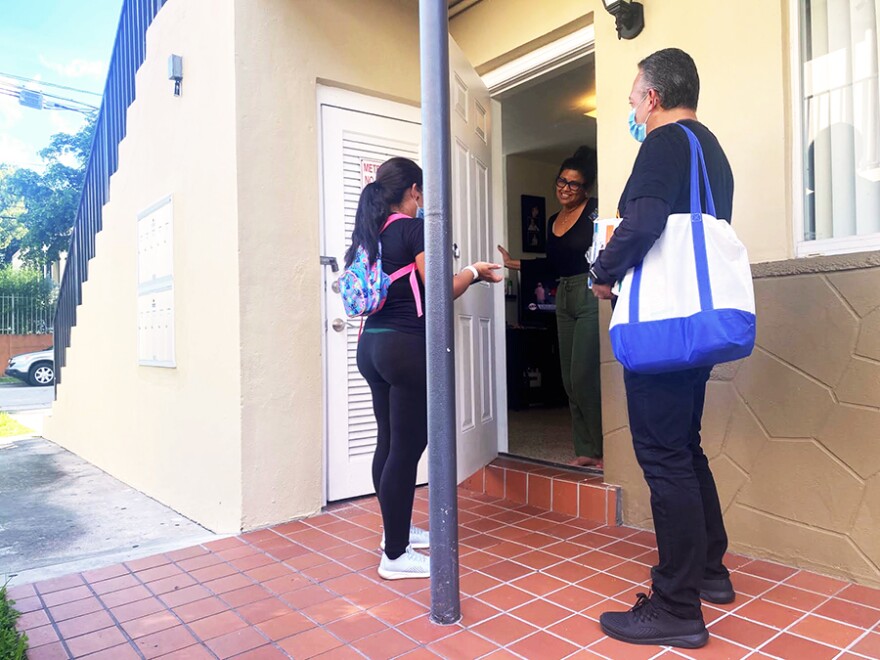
[{"xmin": 6, "ymin": 348, "xmax": 55, "ymax": 386}]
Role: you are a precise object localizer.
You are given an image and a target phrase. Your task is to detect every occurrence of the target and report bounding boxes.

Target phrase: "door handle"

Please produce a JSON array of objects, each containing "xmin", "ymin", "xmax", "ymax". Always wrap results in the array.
[
  {"xmin": 331, "ymin": 318, "xmax": 347, "ymax": 333},
  {"xmin": 320, "ymin": 255, "xmax": 339, "ymax": 272},
  {"xmin": 453, "ymin": 243, "xmax": 461, "ymax": 259},
  {"xmin": 331, "ymin": 280, "xmax": 340, "ymax": 294}
]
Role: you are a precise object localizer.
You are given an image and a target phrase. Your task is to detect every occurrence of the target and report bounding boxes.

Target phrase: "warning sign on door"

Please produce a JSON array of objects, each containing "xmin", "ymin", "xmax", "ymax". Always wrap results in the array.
[{"xmin": 360, "ymin": 159, "xmax": 382, "ymax": 189}]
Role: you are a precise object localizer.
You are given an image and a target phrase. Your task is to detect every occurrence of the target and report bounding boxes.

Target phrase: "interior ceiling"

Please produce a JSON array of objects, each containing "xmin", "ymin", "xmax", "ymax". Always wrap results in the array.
[{"xmin": 500, "ymin": 56, "xmax": 597, "ymax": 165}]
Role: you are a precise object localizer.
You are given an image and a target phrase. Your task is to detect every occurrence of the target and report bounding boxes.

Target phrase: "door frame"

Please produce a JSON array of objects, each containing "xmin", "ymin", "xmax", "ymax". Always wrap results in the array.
[
  {"xmin": 480, "ymin": 23, "xmax": 597, "ymax": 457},
  {"xmin": 316, "ymin": 85, "xmax": 421, "ymax": 505}
]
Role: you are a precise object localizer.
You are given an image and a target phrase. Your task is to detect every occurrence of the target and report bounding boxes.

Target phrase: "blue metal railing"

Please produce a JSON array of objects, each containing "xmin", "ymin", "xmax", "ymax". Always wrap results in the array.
[{"xmin": 53, "ymin": 0, "xmax": 167, "ymax": 387}]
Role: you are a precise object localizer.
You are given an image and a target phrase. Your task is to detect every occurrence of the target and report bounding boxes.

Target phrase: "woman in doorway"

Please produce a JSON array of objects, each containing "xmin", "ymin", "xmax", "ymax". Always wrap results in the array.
[
  {"xmin": 347, "ymin": 157, "xmax": 502, "ymax": 580},
  {"xmin": 498, "ymin": 146, "xmax": 603, "ymax": 468}
]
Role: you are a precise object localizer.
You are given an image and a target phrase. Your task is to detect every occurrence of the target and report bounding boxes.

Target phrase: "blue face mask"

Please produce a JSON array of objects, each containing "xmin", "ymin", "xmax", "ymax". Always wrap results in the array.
[
  {"xmin": 628, "ymin": 94, "xmax": 650, "ymax": 143},
  {"xmin": 415, "ymin": 205, "xmax": 424, "ymax": 220}
]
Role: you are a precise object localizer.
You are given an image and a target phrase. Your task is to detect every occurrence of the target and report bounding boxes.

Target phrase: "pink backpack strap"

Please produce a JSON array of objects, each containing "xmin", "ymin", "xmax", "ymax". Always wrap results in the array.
[
  {"xmin": 382, "ymin": 213, "xmax": 424, "ymax": 318},
  {"xmin": 382, "ymin": 213, "xmax": 410, "ymax": 232},
  {"xmin": 388, "ymin": 264, "xmax": 424, "ymax": 318}
]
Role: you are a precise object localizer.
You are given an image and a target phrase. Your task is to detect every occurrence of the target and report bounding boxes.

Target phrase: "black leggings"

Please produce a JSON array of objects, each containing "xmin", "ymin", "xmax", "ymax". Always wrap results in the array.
[{"xmin": 356, "ymin": 331, "xmax": 428, "ymax": 559}]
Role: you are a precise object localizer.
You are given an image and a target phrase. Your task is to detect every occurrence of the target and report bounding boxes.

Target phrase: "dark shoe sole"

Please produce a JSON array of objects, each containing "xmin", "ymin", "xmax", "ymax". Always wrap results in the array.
[
  {"xmin": 700, "ymin": 588, "xmax": 735, "ymax": 605},
  {"xmin": 600, "ymin": 621, "xmax": 709, "ymax": 649}
]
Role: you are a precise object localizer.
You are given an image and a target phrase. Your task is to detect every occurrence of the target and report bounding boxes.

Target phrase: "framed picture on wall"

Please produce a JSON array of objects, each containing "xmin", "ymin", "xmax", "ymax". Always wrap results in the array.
[{"xmin": 521, "ymin": 195, "xmax": 546, "ymax": 253}]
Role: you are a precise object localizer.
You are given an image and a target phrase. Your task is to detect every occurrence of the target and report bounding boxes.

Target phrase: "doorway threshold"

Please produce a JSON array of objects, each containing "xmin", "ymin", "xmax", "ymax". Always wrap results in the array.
[{"xmin": 461, "ymin": 456, "xmax": 621, "ymax": 527}]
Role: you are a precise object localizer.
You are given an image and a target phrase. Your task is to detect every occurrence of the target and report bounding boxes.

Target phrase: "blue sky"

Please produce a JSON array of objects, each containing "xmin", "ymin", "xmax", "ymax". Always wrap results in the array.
[{"xmin": 0, "ymin": 0, "xmax": 123, "ymax": 170}]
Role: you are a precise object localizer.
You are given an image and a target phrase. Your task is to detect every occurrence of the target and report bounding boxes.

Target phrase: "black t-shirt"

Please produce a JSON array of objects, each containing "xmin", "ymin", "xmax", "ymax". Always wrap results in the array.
[
  {"xmin": 593, "ymin": 120, "xmax": 734, "ymax": 285},
  {"xmin": 545, "ymin": 197, "xmax": 599, "ymax": 278},
  {"xmin": 364, "ymin": 216, "xmax": 426, "ymax": 336},
  {"xmin": 618, "ymin": 119, "xmax": 734, "ymax": 220}
]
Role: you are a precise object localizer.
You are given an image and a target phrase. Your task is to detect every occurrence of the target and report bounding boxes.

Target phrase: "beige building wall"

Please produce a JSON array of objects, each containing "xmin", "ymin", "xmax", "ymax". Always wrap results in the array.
[
  {"xmin": 44, "ymin": 0, "xmax": 244, "ymax": 533},
  {"xmin": 231, "ymin": 0, "xmax": 423, "ymax": 529}
]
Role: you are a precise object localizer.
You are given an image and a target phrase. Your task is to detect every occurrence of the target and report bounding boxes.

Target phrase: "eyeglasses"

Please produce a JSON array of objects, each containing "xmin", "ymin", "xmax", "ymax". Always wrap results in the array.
[{"xmin": 555, "ymin": 176, "xmax": 584, "ymax": 192}]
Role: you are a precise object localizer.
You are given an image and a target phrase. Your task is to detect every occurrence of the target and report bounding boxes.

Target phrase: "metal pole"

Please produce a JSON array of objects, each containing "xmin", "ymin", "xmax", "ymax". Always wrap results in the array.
[{"xmin": 419, "ymin": 0, "xmax": 460, "ymax": 626}]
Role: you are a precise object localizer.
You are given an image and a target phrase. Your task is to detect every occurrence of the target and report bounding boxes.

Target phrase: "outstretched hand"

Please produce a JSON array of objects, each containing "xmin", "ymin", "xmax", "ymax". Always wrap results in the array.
[{"xmin": 474, "ymin": 262, "xmax": 503, "ymax": 283}]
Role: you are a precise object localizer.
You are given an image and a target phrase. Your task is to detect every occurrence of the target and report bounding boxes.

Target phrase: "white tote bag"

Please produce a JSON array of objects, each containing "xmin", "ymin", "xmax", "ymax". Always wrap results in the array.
[{"xmin": 609, "ymin": 124, "xmax": 756, "ymax": 374}]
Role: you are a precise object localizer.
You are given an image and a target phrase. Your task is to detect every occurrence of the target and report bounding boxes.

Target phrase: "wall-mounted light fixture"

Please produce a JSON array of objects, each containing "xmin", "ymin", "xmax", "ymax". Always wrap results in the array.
[
  {"xmin": 602, "ymin": 0, "xmax": 645, "ymax": 40},
  {"xmin": 168, "ymin": 54, "xmax": 183, "ymax": 96}
]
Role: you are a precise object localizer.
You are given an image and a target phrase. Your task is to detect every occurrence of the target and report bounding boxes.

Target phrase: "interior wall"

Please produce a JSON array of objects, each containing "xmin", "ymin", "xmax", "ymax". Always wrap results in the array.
[
  {"xmin": 503, "ymin": 155, "xmax": 559, "ymax": 323},
  {"xmin": 232, "ymin": 0, "xmax": 422, "ymax": 529},
  {"xmin": 44, "ymin": 0, "xmax": 244, "ymax": 533}
]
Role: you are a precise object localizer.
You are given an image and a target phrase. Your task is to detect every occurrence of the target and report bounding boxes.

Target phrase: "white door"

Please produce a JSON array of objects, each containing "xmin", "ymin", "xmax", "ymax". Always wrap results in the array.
[
  {"xmin": 449, "ymin": 39, "xmax": 500, "ymax": 481},
  {"xmin": 320, "ymin": 92, "xmax": 427, "ymax": 501}
]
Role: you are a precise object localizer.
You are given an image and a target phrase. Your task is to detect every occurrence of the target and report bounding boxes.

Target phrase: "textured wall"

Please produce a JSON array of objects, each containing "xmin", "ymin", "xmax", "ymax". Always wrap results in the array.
[
  {"xmin": 44, "ymin": 0, "xmax": 245, "ymax": 533},
  {"xmin": 604, "ymin": 263, "xmax": 880, "ymax": 586}
]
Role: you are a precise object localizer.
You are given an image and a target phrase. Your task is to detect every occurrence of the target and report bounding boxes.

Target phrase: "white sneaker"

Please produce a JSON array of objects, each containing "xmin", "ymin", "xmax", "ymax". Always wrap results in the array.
[
  {"xmin": 378, "ymin": 545, "xmax": 431, "ymax": 580},
  {"xmin": 380, "ymin": 525, "xmax": 430, "ymax": 550}
]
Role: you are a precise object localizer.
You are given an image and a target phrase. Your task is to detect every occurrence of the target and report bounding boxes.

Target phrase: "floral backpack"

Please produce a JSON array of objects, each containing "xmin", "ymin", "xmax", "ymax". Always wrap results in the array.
[{"xmin": 338, "ymin": 213, "xmax": 423, "ymax": 319}]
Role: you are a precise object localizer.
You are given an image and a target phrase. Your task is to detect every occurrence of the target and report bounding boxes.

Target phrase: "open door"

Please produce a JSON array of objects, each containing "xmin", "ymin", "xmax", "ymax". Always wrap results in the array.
[{"xmin": 449, "ymin": 38, "xmax": 500, "ymax": 481}]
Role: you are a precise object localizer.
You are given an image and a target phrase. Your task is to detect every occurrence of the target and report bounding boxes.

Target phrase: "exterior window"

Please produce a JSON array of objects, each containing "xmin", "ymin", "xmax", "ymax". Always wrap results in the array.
[{"xmin": 799, "ymin": 0, "xmax": 880, "ymax": 250}]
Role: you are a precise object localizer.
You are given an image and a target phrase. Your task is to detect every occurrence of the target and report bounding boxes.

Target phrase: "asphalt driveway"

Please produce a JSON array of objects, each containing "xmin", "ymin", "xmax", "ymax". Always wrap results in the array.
[{"xmin": 0, "ymin": 381, "xmax": 54, "ymax": 412}]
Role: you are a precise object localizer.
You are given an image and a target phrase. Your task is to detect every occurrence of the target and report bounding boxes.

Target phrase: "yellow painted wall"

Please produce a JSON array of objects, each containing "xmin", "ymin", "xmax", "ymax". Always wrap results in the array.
[
  {"xmin": 44, "ymin": 0, "xmax": 244, "ymax": 532},
  {"xmin": 232, "ymin": 0, "xmax": 423, "ymax": 529},
  {"xmin": 592, "ymin": 0, "xmax": 792, "ymax": 264},
  {"xmin": 452, "ymin": 0, "xmax": 792, "ymax": 262}
]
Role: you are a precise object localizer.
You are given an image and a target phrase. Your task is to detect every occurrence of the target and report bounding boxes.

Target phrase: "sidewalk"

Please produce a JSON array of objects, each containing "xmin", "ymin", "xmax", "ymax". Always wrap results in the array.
[{"xmin": 11, "ymin": 487, "xmax": 880, "ymax": 660}]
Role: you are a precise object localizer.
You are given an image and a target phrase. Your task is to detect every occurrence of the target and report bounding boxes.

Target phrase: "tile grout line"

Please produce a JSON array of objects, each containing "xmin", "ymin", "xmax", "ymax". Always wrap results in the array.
[{"xmin": 29, "ymin": 584, "xmax": 77, "ymax": 659}]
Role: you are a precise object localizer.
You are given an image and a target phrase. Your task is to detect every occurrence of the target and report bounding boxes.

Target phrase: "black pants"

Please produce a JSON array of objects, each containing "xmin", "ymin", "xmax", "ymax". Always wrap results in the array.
[
  {"xmin": 357, "ymin": 331, "xmax": 428, "ymax": 560},
  {"xmin": 624, "ymin": 366, "xmax": 730, "ymax": 620}
]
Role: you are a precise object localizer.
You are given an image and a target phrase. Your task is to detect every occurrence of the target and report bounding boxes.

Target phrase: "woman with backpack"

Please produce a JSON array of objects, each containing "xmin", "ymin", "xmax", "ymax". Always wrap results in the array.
[{"xmin": 345, "ymin": 157, "xmax": 502, "ymax": 580}]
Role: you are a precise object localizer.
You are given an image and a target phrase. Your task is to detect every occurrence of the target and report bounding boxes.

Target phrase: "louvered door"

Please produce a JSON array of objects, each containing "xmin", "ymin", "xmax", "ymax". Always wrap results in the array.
[{"xmin": 320, "ymin": 97, "xmax": 424, "ymax": 501}]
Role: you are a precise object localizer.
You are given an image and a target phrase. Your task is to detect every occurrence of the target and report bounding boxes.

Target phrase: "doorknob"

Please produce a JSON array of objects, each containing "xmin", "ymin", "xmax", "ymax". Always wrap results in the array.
[
  {"xmin": 331, "ymin": 318, "xmax": 347, "ymax": 333},
  {"xmin": 331, "ymin": 280, "xmax": 340, "ymax": 294},
  {"xmin": 453, "ymin": 243, "xmax": 461, "ymax": 259}
]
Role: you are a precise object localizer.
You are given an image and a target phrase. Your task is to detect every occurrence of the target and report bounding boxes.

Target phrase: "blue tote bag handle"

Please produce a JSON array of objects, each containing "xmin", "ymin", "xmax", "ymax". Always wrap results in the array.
[{"xmin": 628, "ymin": 123, "xmax": 717, "ymax": 323}]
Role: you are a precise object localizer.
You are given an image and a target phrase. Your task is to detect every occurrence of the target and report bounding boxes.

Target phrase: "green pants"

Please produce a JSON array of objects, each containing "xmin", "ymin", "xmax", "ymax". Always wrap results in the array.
[{"xmin": 556, "ymin": 273, "xmax": 603, "ymax": 458}]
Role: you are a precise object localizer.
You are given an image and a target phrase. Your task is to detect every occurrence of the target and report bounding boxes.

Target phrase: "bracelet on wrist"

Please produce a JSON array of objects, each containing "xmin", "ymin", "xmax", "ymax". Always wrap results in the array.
[{"xmin": 464, "ymin": 265, "xmax": 479, "ymax": 281}]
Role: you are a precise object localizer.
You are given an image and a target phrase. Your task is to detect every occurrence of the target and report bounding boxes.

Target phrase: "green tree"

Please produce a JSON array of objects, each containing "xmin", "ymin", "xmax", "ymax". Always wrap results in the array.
[{"xmin": 0, "ymin": 115, "xmax": 96, "ymax": 271}]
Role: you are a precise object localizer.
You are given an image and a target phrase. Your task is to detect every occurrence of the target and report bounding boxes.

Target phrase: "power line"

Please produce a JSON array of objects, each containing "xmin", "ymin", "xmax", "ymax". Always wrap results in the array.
[
  {"xmin": 0, "ymin": 71, "xmax": 102, "ymax": 97},
  {"xmin": 0, "ymin": 82, "xmax": 98, "ymax": 111}
]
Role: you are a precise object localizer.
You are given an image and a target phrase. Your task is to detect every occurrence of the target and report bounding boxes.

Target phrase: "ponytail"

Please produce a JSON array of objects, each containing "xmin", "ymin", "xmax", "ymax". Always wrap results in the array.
[
  {"xmin": 345, "ymin": 181, "xmax": 386, "ymax": 267},
  {"xmin": 344, "ymin": 157, "xmax": 423, "ymax": 268}
]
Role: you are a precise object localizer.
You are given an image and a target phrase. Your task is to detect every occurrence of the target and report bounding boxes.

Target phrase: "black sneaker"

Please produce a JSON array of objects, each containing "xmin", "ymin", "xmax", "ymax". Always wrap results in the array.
[
  {"xmin": 650, "ymin": 566, "xmax": 736, "ymax": 605},
  {"xmin": 599, "ymin": 593, "xmax": 709, "ymax": 649},
  {"xmin": 700, "ymin": 577, "xmax": 736, "ymax": 604}
]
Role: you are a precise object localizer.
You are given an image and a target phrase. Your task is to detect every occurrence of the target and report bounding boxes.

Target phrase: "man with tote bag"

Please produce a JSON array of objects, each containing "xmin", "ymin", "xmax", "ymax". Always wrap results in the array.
[{"xmin": 590, "ymin": 48, "xmax": 755, "ymax": 649}]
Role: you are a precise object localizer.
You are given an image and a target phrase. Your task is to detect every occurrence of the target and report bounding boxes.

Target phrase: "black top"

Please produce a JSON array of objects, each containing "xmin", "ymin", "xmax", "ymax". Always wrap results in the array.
[
  {"xmin": 364, "ymin": 216, "xmax": 426, "ymax": 336},
  {"xmin": 618, "ymin": 119, "xmax": 734, "ymax": 219},
  {"xmin": 593, "ymin": 120, "xmax": 734, "ymax": 284},
  {"xmin": 545, "ymin": 197, "xmax": 599, "ymax": 278}
]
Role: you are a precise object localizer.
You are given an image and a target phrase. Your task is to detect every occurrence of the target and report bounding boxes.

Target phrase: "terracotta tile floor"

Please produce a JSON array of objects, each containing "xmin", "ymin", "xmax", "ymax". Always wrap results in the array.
[{"xmin": 11, "ymin": 487, "xmax": 880, "ymax": 659}]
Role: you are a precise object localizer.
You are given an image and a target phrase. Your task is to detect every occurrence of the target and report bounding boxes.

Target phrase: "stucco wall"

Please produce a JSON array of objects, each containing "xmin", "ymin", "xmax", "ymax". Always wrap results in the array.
[
  {"xmin": 603, "ymin": 261, "xmax": 880, "ymax": 585},
  {"xmin": 453, "ymin": 0, "xmax": 793, "ymax": 260},
  {"xmin": 232, "ymin": 0, "xmax": 423, "ymax": 529},
  {"xmin": 44, "ymin": 0, "xmax": 244, "ymax": 533}
]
